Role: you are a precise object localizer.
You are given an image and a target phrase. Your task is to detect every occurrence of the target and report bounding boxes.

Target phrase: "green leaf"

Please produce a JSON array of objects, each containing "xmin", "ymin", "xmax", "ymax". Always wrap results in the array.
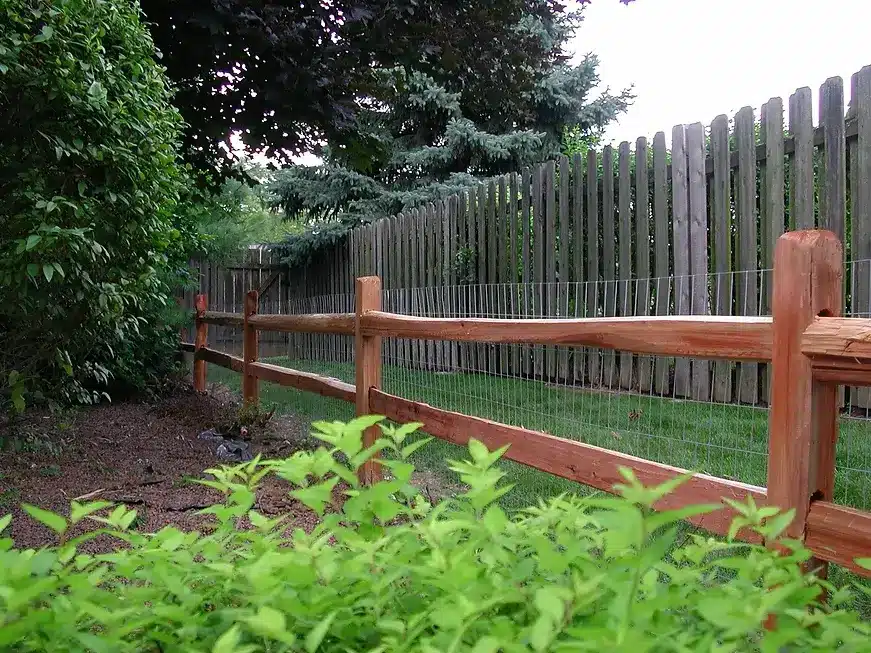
[
  {"xmin": 70, "ymin": 501, "xmax": 112, "ymax": 524},
  {"xmin": 0, "ymin": 514, "xmax": 11, "ymax": 534},
  {"xmin": 25, "ymin": 234, "xmax": 41, "ymax": 250},
  {"xmin": 855, "ymin": 558, "xmax": 871, "ymax": 570},
  {"xmin": 346, "ymin": 414, "xmax": 384, "ymax": 434},
  {"xmin": 291, "ymin": 477, "xmax": 340, "ymax": 515},
  {"xmin": 305, "ymin": 611, "xmax": 336, "ymax": 652},
  {"xmin": 468, "ymin": 438, "xmax": 490, "ymax": 464},
  {"xmin": 32, "ymin": 25, "xmax": 53, "ymax": 43},
  {"xmin": 246, "ymin": 605, "xmax": 288, "ymax": 637},
  {"xmin": 534, "ymin": 586, "xmax": 567, "ymax": 623},
  {"xmin": 53, "ymin": 262, "xmax": 65, "ymax": 278},
  {"xmin": 212, "ymin": 625, "xmax": 241, "ymax": 653},
  {"xmin": 761, "ymin": 509, "xmax": 795, "ymax": 540},
  {"xmin": 11, "ymin": 391, "xmax": 24, "ymax": 414},
  {"xmin": 22, "ymin": 504, "xmax": 67, "ymax": 535},
  {"xmin": 26, "ymin": 263, "xmax": 39, "ymax": 277},
  {"xmin": 400, "ymin": 437, "xmax": 432, "ymax": 459},
  {"xmin": 43, "ymin": 264, "xmax": 54, "ymax": 282}
]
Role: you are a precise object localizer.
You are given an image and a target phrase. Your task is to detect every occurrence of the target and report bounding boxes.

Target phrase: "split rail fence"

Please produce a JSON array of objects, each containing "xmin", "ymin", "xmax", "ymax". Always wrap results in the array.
[{"xmin": 183, "ymin": 230, "xmax": 871, "ymax": 579}]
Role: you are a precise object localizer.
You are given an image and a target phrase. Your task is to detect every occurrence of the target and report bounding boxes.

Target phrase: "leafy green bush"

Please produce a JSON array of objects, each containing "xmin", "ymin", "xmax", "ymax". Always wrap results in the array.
[
  {"xmin": 0, "ymin": 0, "xmax": 199, "ymax": 412},
  {"xmin": 2, "ymin": 417, "xmax": 870, "ymax": 651}
]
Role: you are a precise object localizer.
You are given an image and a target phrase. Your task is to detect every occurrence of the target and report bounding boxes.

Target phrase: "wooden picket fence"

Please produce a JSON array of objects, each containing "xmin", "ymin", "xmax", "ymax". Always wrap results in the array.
[
  {"xmin": 184, "ymin": 230, "xmax": 871, "ymax": 579},
  {"xmin": 185, "ymin": 64, "xmax": 871, "ymax": 410}
]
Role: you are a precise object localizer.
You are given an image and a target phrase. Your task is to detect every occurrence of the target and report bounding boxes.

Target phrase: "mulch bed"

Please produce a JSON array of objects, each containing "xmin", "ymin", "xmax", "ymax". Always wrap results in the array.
[{"xmin": 0, "ymin": 383, "xmax": 331, "ymax": 551}]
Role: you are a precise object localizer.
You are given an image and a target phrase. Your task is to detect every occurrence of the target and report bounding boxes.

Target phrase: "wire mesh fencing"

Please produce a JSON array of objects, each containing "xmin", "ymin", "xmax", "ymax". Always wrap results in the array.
[{"xmin": 194, "ymin": 264, "xmax": 871, "ymax": 512}]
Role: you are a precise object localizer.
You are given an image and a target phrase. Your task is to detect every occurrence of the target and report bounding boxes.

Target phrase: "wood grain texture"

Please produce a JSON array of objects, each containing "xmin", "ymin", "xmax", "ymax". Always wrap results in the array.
[
  {"xmin": 361, "ymin": 311, "xmax": 772, "ymax": 360},
  {"xmin": 767, "ymin": 230, "xmax": 842, "ymax": 544},
  {"xmin": 559, "ymin": 155, "xmax": 571, "ymax": 381},
  {"xmin": 242, "ymin": 290, "xmax": 259, "ymax": 405},
  {"xmin": 805, "ymin": 501, "xmax": 871, "ymax": 577},
  {"xmin": 635, "ymin": 137, "xmax": 651, "ymax": 391},
  {"xmin": 602, "ymin": 145, "xmax": 617, "ymax": 386},
  {"xmin": 802, "ymin": 316, "xmax": 871, "ymax": 360},
  {"xmin": 356, "ymin": 276, "xmax": 383, "ymax": 484},
  {"xmin": 761, "ymin": 98, "xmax": 785, "ymax": 307},
  {"xmin": 686, "ymin": 123, "xmax": 710, "ymax": 402},
  {"xmin": 545, "ymin": 160, "xmax": 557, "ymax": 378},
  {"xmin": 617, "ymin": 141, "xmax": 634, "ymax": 389},
  {"xmin": 194, "ymin": 294, "xmax": 208, "ymax": 392},
  {"xmin": 586, "ymin": 149, "xmax": 600, "ymax": 384},
  {"xmin": 820, "ymin": 77, "xmax": 846, "ymax": 244},
  {"xmin": 710, "ymin": 115, "xmax": 732, "ymax": 404},
  {"xmin": 201, "ymin": 311, "xmax": 245, "ymax": 327},
  {"xmin": 247, "ymin": 313, "xmax": 355, "ymax": 335},
  {"xmin": 671, "ymin": 125, "xmax": 691, "ymax": 397},
  {"xmin": 370, "ymin": 389, "xmax": 766, "ymax": 540},
  {"xmin": 789, "ymin": 87, "xmax": 815, "ymax": 230},
  {"xmin": 195, "ymin": 347, "xmax": 244, "ymax": 373},
  {"xmin": 533, "ymin": 166, "xmax": 544, "ymax": 375},
  {"xmin": 736, "ymin": 107, "xmax": 759, "ymax": 405},
  {"xmin": 250, "ymin": 361, "xmax": 355, "ymax": 403},
  {"xmin": 652, "ymin": 132, "xmax": 670, "ymax": 395},
  {"xmin": 573, "ymin": 152, "xmax": 585, "ymax": 382}
]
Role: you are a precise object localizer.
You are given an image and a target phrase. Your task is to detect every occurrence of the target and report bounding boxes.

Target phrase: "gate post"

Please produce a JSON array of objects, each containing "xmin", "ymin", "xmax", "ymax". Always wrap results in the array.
[
  {"xmin": 193, "ymin": 294, "xmax": 207, "ymax": 392},
  {"xmin": 355, "ymin": 276, "xmax": 382, "ymax": 485},
  {"xmin": 768, "ymin": 230, "xmax": 842, "ymax": 577},
  {"xmin": 243, "ymin": 290, "xmax": 260, "ymax": 406}
]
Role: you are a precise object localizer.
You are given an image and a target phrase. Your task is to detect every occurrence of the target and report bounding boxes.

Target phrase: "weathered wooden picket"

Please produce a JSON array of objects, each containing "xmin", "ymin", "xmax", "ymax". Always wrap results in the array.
[{"xmin": 184, "ymin": 65, "xmax": 871, "ymax": 409}]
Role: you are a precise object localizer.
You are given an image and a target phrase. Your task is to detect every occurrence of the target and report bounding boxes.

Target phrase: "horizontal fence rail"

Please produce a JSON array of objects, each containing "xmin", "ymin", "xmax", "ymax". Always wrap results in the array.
[
  {"xmin": 359, "ymin": 312, "xmax": 774, "ymax": 361},
  {"xmin": 183, "ymin": 230, "xmax": 871, "ymax": 580}
]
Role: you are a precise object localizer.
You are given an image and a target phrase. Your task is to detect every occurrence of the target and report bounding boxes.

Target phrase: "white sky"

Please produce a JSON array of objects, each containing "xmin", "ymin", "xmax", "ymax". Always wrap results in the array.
[{"xmin": 573, "ymin": 0, "xmax": 869, "ymax": 148}]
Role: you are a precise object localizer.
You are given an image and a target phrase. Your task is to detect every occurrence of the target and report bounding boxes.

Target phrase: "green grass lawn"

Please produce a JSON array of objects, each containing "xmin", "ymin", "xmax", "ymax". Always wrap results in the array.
[{"xmin": 206, "ymin": 355, "xmax": 871, "ymax": 614}]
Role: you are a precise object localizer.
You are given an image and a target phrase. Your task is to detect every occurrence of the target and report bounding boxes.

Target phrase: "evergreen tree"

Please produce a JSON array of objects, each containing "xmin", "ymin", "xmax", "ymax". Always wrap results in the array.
[{"xmin": 270, "ymin": 7, "xmax": 632, "ymax": 264}]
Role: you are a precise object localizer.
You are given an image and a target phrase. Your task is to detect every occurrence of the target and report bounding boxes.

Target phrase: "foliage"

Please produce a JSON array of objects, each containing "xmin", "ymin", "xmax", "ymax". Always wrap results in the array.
[
  {"xmin": 270, "ymin": 7, "xmax": 632, "ymax": 266},
  {"xmin": 2, "ymin": 416, "xmax": 870, "ymax": 651},
  {"xmin": 187, "ymin": 164, "xmax": 297, "ymax": 263},
  {"xmin": 141, "ymin": 0, "xmax": 633, "ymax": 176},
  {"xmin": 0, "ymin": 0, "xmax": 200, "ymax": 413}
]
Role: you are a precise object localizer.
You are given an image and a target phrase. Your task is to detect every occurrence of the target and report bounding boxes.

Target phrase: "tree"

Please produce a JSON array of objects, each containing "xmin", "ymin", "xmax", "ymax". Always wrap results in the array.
[
  {"xmin": 0, "ymin": 0, "xmax": 199, "ymax": 412},
  {"xmin": 140, "ymin": 0, "xmax": 633, "ymax": 175},
  {"xmin": 268, "ymin": 5, "xmax": 632, "ymax": 264}
]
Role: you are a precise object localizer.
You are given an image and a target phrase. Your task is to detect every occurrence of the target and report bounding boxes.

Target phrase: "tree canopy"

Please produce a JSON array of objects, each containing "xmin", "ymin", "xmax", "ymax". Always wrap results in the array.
[
  {"xmin": 262, "ymin": 3, "xmax": 633, "ymax": 264},
  {"xmin": 141, "ymin": 0, "xmax": 632, "ymax": 175}
]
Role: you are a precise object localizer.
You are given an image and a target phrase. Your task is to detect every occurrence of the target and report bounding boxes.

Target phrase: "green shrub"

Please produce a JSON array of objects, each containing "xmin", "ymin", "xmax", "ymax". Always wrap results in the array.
[
  {"xmin": 0, "ymin": 0, "xmax": 199, "ymax": 412},
  {"xmin": 1, "ymin": 417, "xmax": 870, "ymax": 651}
]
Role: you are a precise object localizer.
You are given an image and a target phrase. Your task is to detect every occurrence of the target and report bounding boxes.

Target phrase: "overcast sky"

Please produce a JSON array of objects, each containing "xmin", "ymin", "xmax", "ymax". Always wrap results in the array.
[{"xmin": 572, "ymin": 0, "xmax": 869, "ymax": 148}]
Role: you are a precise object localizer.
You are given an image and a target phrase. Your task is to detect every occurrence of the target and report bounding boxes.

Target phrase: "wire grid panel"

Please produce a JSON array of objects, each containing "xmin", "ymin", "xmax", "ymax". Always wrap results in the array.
[
  {"xmin": 285, "ymin": 293, "xmax": 355, "ymax": 366},
  {"xmin": 836, "ymin": 258, "xmax": 871, "ymax": 510},
  {"xmin": 380, "ymin": 273, "xmax": 772, "ymax": 488}
]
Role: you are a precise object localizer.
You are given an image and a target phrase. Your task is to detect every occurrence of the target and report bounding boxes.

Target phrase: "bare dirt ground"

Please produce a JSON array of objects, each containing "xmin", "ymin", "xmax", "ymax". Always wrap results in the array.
[{"xmin": 0, "ymin": 383, "xmax": 331, "ymax": 551}]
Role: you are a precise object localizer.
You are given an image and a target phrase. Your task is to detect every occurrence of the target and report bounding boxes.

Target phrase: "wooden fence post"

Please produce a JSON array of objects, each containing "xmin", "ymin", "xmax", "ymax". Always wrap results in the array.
[
  {"xmin": 243, "ymin": 290, "xmax": 259, "ymax": 406},
  {"xmin": 194, "ymin": 294, "xmax": 207, "ymax": 392},
  {"xmin": 356, "ymin": 276, "xmax": 383, "ymax": 485},
  {"xmin": 768, "ymin": 230, "xmax": 842, "ymax": 575}
]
